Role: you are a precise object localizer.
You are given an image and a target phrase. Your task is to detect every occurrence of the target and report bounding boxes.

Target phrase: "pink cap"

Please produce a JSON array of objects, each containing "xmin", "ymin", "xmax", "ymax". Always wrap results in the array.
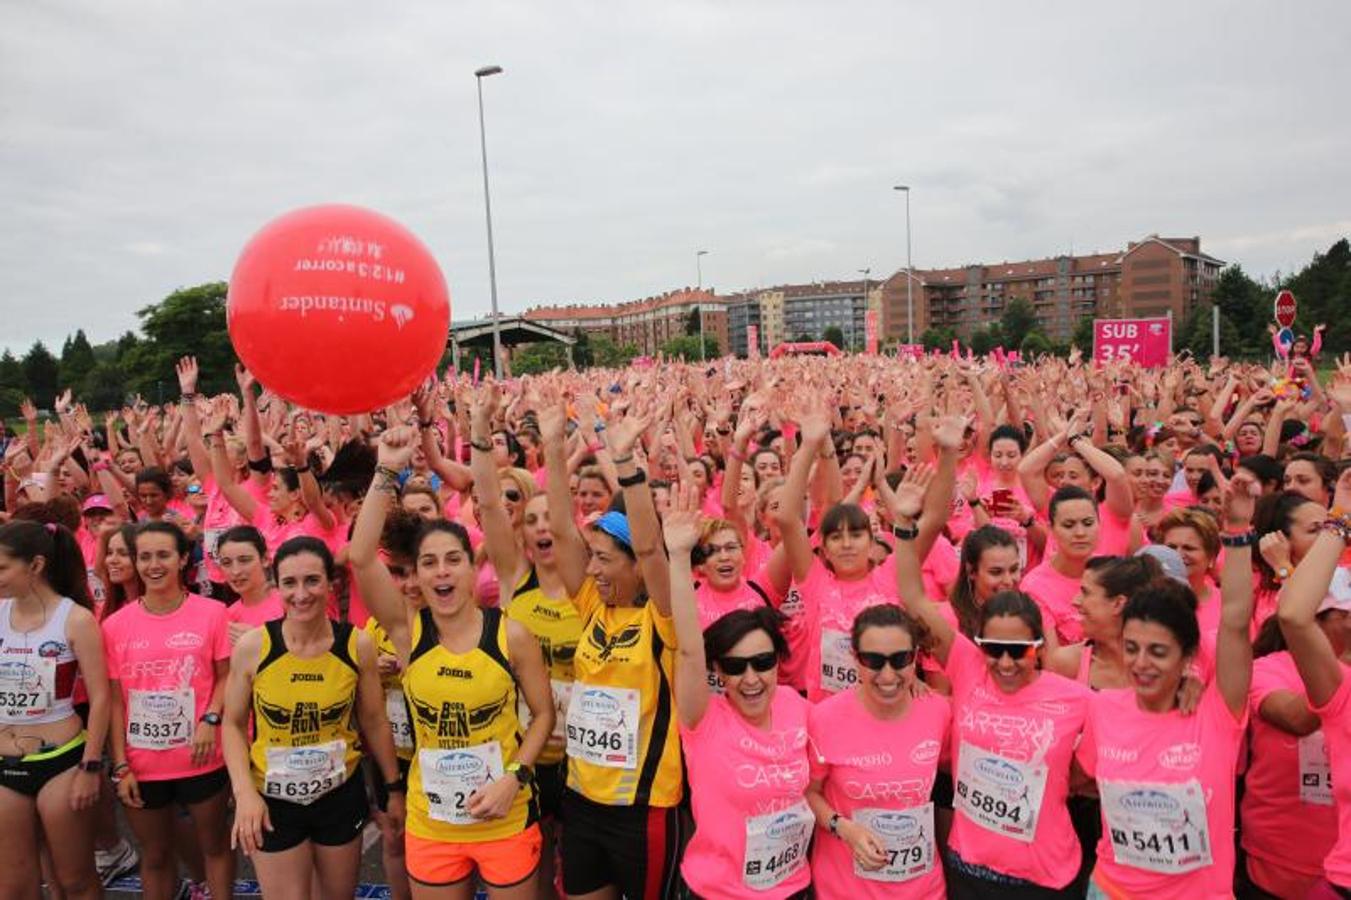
[{"xmin": 82, "ymin": 494, "xmax": 113, "ymax": 513}]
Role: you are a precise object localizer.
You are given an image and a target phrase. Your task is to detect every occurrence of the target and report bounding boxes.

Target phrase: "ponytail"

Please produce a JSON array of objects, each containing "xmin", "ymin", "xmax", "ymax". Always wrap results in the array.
[{"xmin": 0, "ymin": 520, "xmax": 93, "ymax": 610}]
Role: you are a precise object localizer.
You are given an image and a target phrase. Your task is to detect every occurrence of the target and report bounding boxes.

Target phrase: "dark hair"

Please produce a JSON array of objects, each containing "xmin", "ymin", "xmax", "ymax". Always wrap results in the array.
[
  {"xmin": 1122, "ymin": 579, "xmax": 1201, "ymax": 657},
  {"xmin": 979, "ymin": 591, "xmax": 1045, "ymax": 643},
  {"xmin": 414, "ymin": 519, "xmax": 475, "ymax": 561},
  {"xmin": 0, "ymin": 520, "xmax": 93, "ymax": 610},
  {"xmin": 749, "ymin": 447, "xmax": 781, "ymax": 470},
  {"xmin": 1084, "ymin": 554, "xmax": 1164, "ymax": 600},
  {"xmin": 11, "ymin": 497, "xmax": 82, "ymax": 533},
  {"xmin": 850, "ymin": 603, "xmax": 929, "ymax": 654},
  {"xmin": 1286, "ymin": 452, "xmax": 1337, "ymax": 495},
  {"xmin": 170, "ymin": 458, "xmax": 194, "ymax": 477},
  {"xmin": 381, "ymin": 507, "xmax": 424, "ymax": 564},
  {"xmin": 988, "ymin": 424, "xmax": 1028, "ymax": 454},
  {"xmin": 400, "ymin": 481, "xmax": 440, "ymax": 510},
  {"xmin": 949, "ymin": 525, "xmax": 1020, "ymax": 637},
  {"xmin": 132, "ymin": 521, "xmax": 193, "ymax": 581},
  {"xmin": 704, "ymin": 607, "xmax": 789, "ymax": 671},
  {"xmin": 818, "ymin": 502, "xmax": 871, "ymax": 542},
  {"xmin": 1048, "ymin": 484, "xmax": 1097, "ymax": 524},
  {"xmin": 99, "ymin": 523, "xmax": 142, "ymax": 618},
  {"xmin": 1252, "ymin": 491, "xmax": 1323, "ymax": 591},
  {"xmin": 1238, "ymin": 454, "xmax": 1284, "ymax": 490},
  {"xmin": 273, "ymin": 536, "xmax": 335, "ymax": 582},
  {"xmin": 218, "ymin": 525, "xmax": 267, "ymax": 560},
  {"xmin": 1184, "ymin": 444, "xmax": 1225, "ymax": 466},
  {"xmin": 493, "ymin": 429, "xmax": 525, "ymax": 468},
  {"xmin": 275, "ymin": 466, "xmax": 301, "ymax": 493},
  {"xmin": 1252, "ymin": 615, "xmax": 1288, "ymax": 658},
  {"xmin": 134, "ymin": 467, "xmax": 173, "ymax": 495}
]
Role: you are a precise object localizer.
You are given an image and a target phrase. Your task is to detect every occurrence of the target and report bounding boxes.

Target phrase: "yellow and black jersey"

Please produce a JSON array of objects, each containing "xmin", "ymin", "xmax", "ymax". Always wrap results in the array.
[
  {"xmin": 249, "ymin": 619, "xmax": 362, "ymax": 797},
  {"xmin": 566, "ymin": 578, "xmax": 682, "ymax": 809},
  {"xmin": 403, "ymin": 606, "xmax": 536, "ymax": 842},
  {"xmin": 506, "ymin": 567, "xmax": 581, "ymax": 767}
]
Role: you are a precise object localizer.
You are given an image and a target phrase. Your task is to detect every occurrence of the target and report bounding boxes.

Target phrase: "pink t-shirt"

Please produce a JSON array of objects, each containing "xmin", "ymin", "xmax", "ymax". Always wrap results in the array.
[
  {"xmin": 225, "ymin": 591, "xmax": 285, "ymax": 628},
  {"xmin": 101, "ymin": 594, "xmax": 232, "ymax": 781},
  {"xmin": 694, "ymin": 579, "xmax": 772, "ymax": 631},
  {"xmin": 1311, "ymin": 670, "xmax": 1351, "ymax": 888},
  {"xmin": 1242, "ymin": 652, "xmax": 1338, "ymax": 896},
  {"xmin": 791, "ymin": 557, "xmax": 900, "ymax": 702},
  {"xmin": 921, "ymin": 534, "xmax": 960, "ymax": 601},
  {"xmin": 808, "ymin": 689, "xmax": 950, "ymax": 899},
  {"xmin": 944, "ymin": 634, "xmax": 1090, "ymax": 888},
  {"xmin": 200, "ymin": 474, "xmax": 265, "ymax": 582},
  {"xmin": 1020, "ymin": 561, "xmax": 1084, "ymax": 644},
  {"xmin": 679, "ymin": 688, "xmax": 813, "ymax": 900},
  {"xmin": 1077, "ymin": 684, "xmax": 1245, "ymax": 899}
]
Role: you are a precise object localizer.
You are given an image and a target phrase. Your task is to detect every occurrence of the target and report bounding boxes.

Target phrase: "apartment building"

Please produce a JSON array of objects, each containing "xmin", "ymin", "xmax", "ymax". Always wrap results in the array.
[{"xmin": 523, "ymin": 288, "xmax": 727, "ymax": 357}]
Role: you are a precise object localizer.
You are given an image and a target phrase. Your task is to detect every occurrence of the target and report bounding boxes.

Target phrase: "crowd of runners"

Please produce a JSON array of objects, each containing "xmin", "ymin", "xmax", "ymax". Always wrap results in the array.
[{"xmin": 1, "ymin": 340, "xmax": 1350, "ymax": 900}]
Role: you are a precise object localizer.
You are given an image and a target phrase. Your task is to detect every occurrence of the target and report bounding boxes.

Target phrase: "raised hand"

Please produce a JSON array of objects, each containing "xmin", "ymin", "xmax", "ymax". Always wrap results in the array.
[
  {"xmin": 606, "ymin": 410, "xmax": 652, "ymax": 458},
  {"xmin": 377, "ymin": 426, "xmax": 418, "ymax": 472},
  {"xmin": 931, "ymin": 413, "xmax": 970, "ymax": 452},
  {"xmin": 1221, "ymin": 469, "xmax": 1259, "ymax": 530},
  {"xmin": 888, "ymin": 463, "xmax": 934, "ymax": 521},
  {"xmin": 176, "ymin": 356, "xmax": 199, "ymax": 395},
  {"xmin": 662, "ymin": 484, "xmax": 703, "ymax": 555},
  {"xmin": 234, "ymin": 364, "xmax": 256, "ymax": 397}
]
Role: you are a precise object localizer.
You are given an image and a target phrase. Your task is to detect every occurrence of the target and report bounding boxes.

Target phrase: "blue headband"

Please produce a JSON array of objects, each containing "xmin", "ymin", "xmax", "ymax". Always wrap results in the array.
[{"xmin": 592, "ymin": 511, "xmax": 633, "ymax": 549}]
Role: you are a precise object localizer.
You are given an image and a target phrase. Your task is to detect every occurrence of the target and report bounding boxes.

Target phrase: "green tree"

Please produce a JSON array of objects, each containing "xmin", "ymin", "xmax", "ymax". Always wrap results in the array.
[
  {"xmin": 0, "ymin": 350, "xmax": 25, "ymax": 416},
  {"xmin": 1070, "ymin": 316, "xmax": 1096, "ymax": 356},
  {"xmin": 685, "ymin": 308, "xmax": 701, "ymax": 337},
  {"xmin": 60, "ymin": 329, "xmax": 97, "ymax": 393},
  {"xmin": 920, "ymin": 327, "xmax": 958, "ymax": 352},
  {"xmin": 1001, "ymin": 298, "xmax": 1037, "ymax": 349},
  {"xmin": 123, "ymin": 282, "xmax": 238, "ymax": 397},
  {"xmin": 21, "ymin": 341, "xmax": 60, "ymax": 409},
  {"xmin": 1282, "ymin": 239, "xmax": 1350, "ymax": 357},
  {"xmin": 590, "ymin": 336, "xmax": 638, "ymax": 369},
  {"xmin": 661, "ymin": 335, "xmax": 719, "ymax": 360},
  {"xmin": 1178, "ymin": 302, "xmax": 1241, "ymax": 359},
  {"xmin": 822, "ymin": 326, "xmax": 846, "ymax": 350},
  {"xmin": 1209, "ymin": 266, "xmax": 1268, "ymax": 358},
  {"xmin": 511, "ymin": 342, "xmax": 570, "ymax": 375},
  {"xmin": 969, "ymin": 323, "xmax": 1006, "ymax": 356},
  {"xmin": 1020, "ymin": 331, "xmax": 1053, "ymax": 357},
  {"xmin": 571, "ymin": 329, "xmax": 594, "ymax": 368}
]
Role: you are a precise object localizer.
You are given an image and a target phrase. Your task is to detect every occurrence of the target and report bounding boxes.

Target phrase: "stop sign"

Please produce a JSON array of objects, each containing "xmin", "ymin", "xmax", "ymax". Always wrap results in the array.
[{"xmin": 1274, "ymin": 290, "xmax": 1297, "ymax": 328}]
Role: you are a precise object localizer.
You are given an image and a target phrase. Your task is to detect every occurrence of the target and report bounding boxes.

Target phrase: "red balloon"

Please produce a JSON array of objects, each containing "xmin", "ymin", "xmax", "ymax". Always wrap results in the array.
[{"xmin": 227, "ymin": 205, "xmax": 450, "ymax": 415}]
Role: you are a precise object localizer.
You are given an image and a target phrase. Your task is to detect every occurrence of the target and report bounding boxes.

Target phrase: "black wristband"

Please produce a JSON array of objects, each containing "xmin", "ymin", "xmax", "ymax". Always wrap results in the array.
[
  {"xmin": 247, "ymin": 455, "xmax": 274, "ymax": 474},
  {"xmin": 1219, "ymin": 530, "xmax": 1257, "ymax": 548},
  {"xmin": 469, "ymin": 438, "xmax": 493, "ymax": 453},
  {"xmin": 892, "ymin": 524, "xmax": 919, "ymax": 541},
  {"xmin": 616, "ymin": 470, "xmax": 647, "ymax": 488},
  {"xmin": 293, "ymin": 464, "xmax": 311, "ymax": 474}
]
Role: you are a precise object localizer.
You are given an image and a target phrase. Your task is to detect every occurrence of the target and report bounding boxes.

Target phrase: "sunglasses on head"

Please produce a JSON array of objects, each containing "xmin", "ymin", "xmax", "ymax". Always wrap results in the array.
[
  {"xmin": 856, "ymin": 649, "xmax": 916, "ymax": 671},
  {"xmin": 974, "ymin": 637, "xmax": 1043, "ymax": 660},
  {"xmin": 717, "ymin": 651, "xmax": 777, "ymax": 676},
  {"xmin": 503, "ymin": 489, "xmax": 522, "ymax": 503}
]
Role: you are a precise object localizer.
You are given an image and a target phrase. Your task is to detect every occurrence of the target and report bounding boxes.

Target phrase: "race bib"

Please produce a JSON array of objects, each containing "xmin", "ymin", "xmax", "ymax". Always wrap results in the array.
[
  {"xmin": 127, "ymin": 689, "xmax": 194, "ymax": 750},
  {"xmin": 203, "ymin": 528, "xmax": 224, "ymax": 563},
  {"xmin": 1299, "ymin": 731, "xmax": 1334, "ymax": 806},
  {"xmin": 386, "ymin": 689, "xmax": 414, "ymax": 752},
  {"xmin": 743, "ymin": 801, "xmax": 813, "ymax": 890},
  {"xmin": 517, "ymin": 678, "xmax": 574, "ymax": 743},
  {"xmin": 954, "ymin": 741, "xmax": 1047, "ymax": 842},
  {"xmin": 419, "ymin": 742, "xmax": 504, "ymax": 825},
  {"xmin": 263, "ymin": 740, "xmax": 346, "ymax": 805},
  {"xmin": 853, "ymin": 804, "xmax": 936, "ymax": 883},
  {"xmin": 566, "ymin": 685, "xmax": 639, "ymax": 769},
  {"xmin": 1099, "ymin": 779, "xmax": 1212, "ymax": 874},
  {"xmin": 820, "ymin": 628, "xmax": 859, "ymax": 694},
  {"xmin": 0, "ymin": 656, "xmax": 55, "ymax": 722}
]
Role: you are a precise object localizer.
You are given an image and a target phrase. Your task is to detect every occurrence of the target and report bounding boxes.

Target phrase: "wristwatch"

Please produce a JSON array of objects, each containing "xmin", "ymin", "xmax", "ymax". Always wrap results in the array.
[
  {"xmin": 505, "ymin": 761, "xmax": 534, "ymax": 786},
  {"xmin": 828, "ymin": 812, "xmax": 842, "ymax": 837},
  {"xmin": 1274, "ymin": 565, "xmax": 1292, "ymax": 582},
  {"xmin": 199, "ymin": 712, "xmax": 222, "ymax": 726}
]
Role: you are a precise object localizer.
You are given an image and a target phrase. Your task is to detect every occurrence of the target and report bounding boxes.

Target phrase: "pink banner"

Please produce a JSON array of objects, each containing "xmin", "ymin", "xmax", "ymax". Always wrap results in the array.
[
  {"xmin": 897, "ymin": 343, "xmax": 924, "ymax": 360},
  {"xmin": 864, "ymin": 310, "xmax": 878, "ymax": 355},
  {"xmin": 1092, "ymin": 317, "xmax": 1171, "ymax": 367}
]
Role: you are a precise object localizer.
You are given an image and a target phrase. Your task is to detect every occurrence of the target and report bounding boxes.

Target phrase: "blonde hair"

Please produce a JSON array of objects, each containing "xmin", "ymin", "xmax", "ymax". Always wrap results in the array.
[
  {"xmin": 499, "ymin": 467, "xmax": 538, "ymax": 502},
  {"xmin": 1158, "ymin": 507, "xmax": 1220, "ymax": 560}
]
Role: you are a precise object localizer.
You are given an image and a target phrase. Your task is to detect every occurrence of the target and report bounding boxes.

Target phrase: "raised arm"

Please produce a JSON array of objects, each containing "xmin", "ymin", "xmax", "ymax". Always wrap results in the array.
[
  {"xmin": 539, "ymin": 397, "xmax": 590, "ymax": 597},
  {"xmin": 1067, "ymin": 431, "xmax": 1133, "ymax": 521},
  {"xmin": 772, "ymin": 407, "xmax": 831, "ymax": 586},
  {"xmin": 1278, "ymin": 470, "xmax": 1351, "ymax": 707},
  {"xmin": 887, "ymin": 465, "xmax": 956, "ymax": 666},
  {"xmin": 607, "ymin": 411, "xmax": 671, "ymax": 615},
  {"xmin": 1216, "ymin": 470, "xmax": 1258, "ymax": 717},
  {"xmin": 348, "ymin": 428, "xmax": 419, "ymax": 658},
  {"xmin": 234, "ymin": 366, "xmax": 269, "ymax": 488},
  {"xmin": 664, "ymin": 485, "xmax": 711, "ymax": 729},
  {"xmin": 175, "ymin": 357, "xmax": 216, "ymax": 485},
  {"xmin": 469, "ymin": 384, "xmax": 525, "ymax": 585}
]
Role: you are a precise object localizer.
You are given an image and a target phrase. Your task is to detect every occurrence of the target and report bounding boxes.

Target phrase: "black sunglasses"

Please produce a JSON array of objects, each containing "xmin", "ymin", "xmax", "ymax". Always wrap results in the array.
[
  {"xmin": 503, "ymin": 489, "xmax": 522, "ymax": 503},
  {"xmin": 856, "ymin": 649, "xmax": 916, "ymax": 671},
  {"xmin": 974, "ymin": 638, "xmax": 1043, "ymax": 660},
  {"xmin": 717, "ymin": 651, "xmax": 778, "ymax": 676}
]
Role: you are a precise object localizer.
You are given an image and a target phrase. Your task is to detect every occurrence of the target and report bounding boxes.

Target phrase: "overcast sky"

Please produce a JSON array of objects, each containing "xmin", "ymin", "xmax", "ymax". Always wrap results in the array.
[{"xmin": 3, "ymin": 0, "xmax": 1349, "ymax": 355}]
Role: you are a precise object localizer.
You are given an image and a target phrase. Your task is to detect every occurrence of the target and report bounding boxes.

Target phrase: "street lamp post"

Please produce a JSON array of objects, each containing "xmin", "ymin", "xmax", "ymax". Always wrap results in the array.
[
  {"xmin": 696, "ymin": 249, "xmax": 709, "ymax": 361},
  {"xmin": 894, "ymin": 185, "xmax": 913, "ymax": 345},
  {"xmin": 858, "ymin": 267, "xmax": 871, "ymax": 352},
  {"xmin": 475, "ymin": 65, "xmax": 504, "ymax": 378}
]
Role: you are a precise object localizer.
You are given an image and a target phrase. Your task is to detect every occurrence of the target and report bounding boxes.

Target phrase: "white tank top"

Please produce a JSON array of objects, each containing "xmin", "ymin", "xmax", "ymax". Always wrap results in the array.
[{"xmin": 0, "ymin": 597, "xmax": 79, "ymax": 725}]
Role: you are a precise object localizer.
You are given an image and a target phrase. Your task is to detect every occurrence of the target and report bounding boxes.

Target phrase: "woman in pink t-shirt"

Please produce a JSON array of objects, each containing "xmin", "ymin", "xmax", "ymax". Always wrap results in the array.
[
  {"xmin": 1075, "ymin": 473, "xmax": 1257, "ymax": 899},
  {"xmin": 102, "ymin": 521, "xmax": 235, "ymax": 900},
  {"xmin": 1020, "ymin": 419, "xmax": 1135, "ymax": 556},
  {"xmin": 216, "ymin": 526, "xmax": 284, "ymax": 642},
  {"xmin": 1252, "ymin": 491, "xmax": 1328, "ymax": 630},
  {"xmin": 692, "ymin": 518, "xmax": 777, "ymax": 630},
  {"xmin": 1021, "ymin": 485, "xmax": 1101, "ymax": 645},
  {"xmin": 1159, "ymin": 508, "xmax": 1223, "ymax": 640},
  {"xmin": 665, "ymin": 489, "xmax": 813, "ymax": 900},
  {"xmin": 889, "ymin": 468, "xmax": 1091, "ymax": 897},
  {"xmin": 806, "ymin": 604, "xmax": 951, "ymax": 899},
  {"xmin": 1274, "ymin": 471, "xmax": 1351, "ymax": 899}
]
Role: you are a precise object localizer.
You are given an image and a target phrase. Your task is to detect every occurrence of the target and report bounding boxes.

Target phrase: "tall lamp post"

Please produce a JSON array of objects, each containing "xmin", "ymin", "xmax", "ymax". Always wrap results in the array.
[
  {"xmin": 858, "ymin": 267, "xmax": 871, "ymax": 352},
  {"xmin": 893, "ymin": 185, "xmax": 913, "ymax": 345},
  {"xmin": 475, "ymin": 65, "xmax": 504, "ymax": 377},
  {"xmin": 696, "ymin": 249, "xmax": 709, "ymax": 361}
]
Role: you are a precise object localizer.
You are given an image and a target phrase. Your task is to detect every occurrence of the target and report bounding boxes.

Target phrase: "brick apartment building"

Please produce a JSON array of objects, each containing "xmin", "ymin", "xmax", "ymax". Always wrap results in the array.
[
  {"xmin": 877, "ymin": 234, "xmax": 1224, "ymax": 343},
  {"xmin": 522, "ymin": 288, "xmax": 727, "ymax": 358}
]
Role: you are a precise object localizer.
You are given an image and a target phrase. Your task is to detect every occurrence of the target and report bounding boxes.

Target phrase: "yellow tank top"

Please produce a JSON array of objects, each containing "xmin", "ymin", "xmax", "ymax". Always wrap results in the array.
[
  {"xmin": 403, "ymin": 606, "xmax": 536, "ymax": 842},
  {"xmin": 364, "ymin": 617, "xmax": 414, "ymax": 762},
  {"xmin": 249, "ymin": 619, "xmax": 361, "ymax": 802},
  {"xmin": 506, "ymin": 567, "xmax": 581, "ymax": 766},
  {"xmin": 566, "ymin": 579, "xmax": 683, "ymax": 808}
]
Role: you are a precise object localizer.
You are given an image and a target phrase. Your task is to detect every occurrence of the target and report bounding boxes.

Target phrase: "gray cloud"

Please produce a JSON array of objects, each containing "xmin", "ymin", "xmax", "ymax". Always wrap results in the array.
[{"xmin": 2, "ymin": 0, "xmax": 1348, "ymax": 353}]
